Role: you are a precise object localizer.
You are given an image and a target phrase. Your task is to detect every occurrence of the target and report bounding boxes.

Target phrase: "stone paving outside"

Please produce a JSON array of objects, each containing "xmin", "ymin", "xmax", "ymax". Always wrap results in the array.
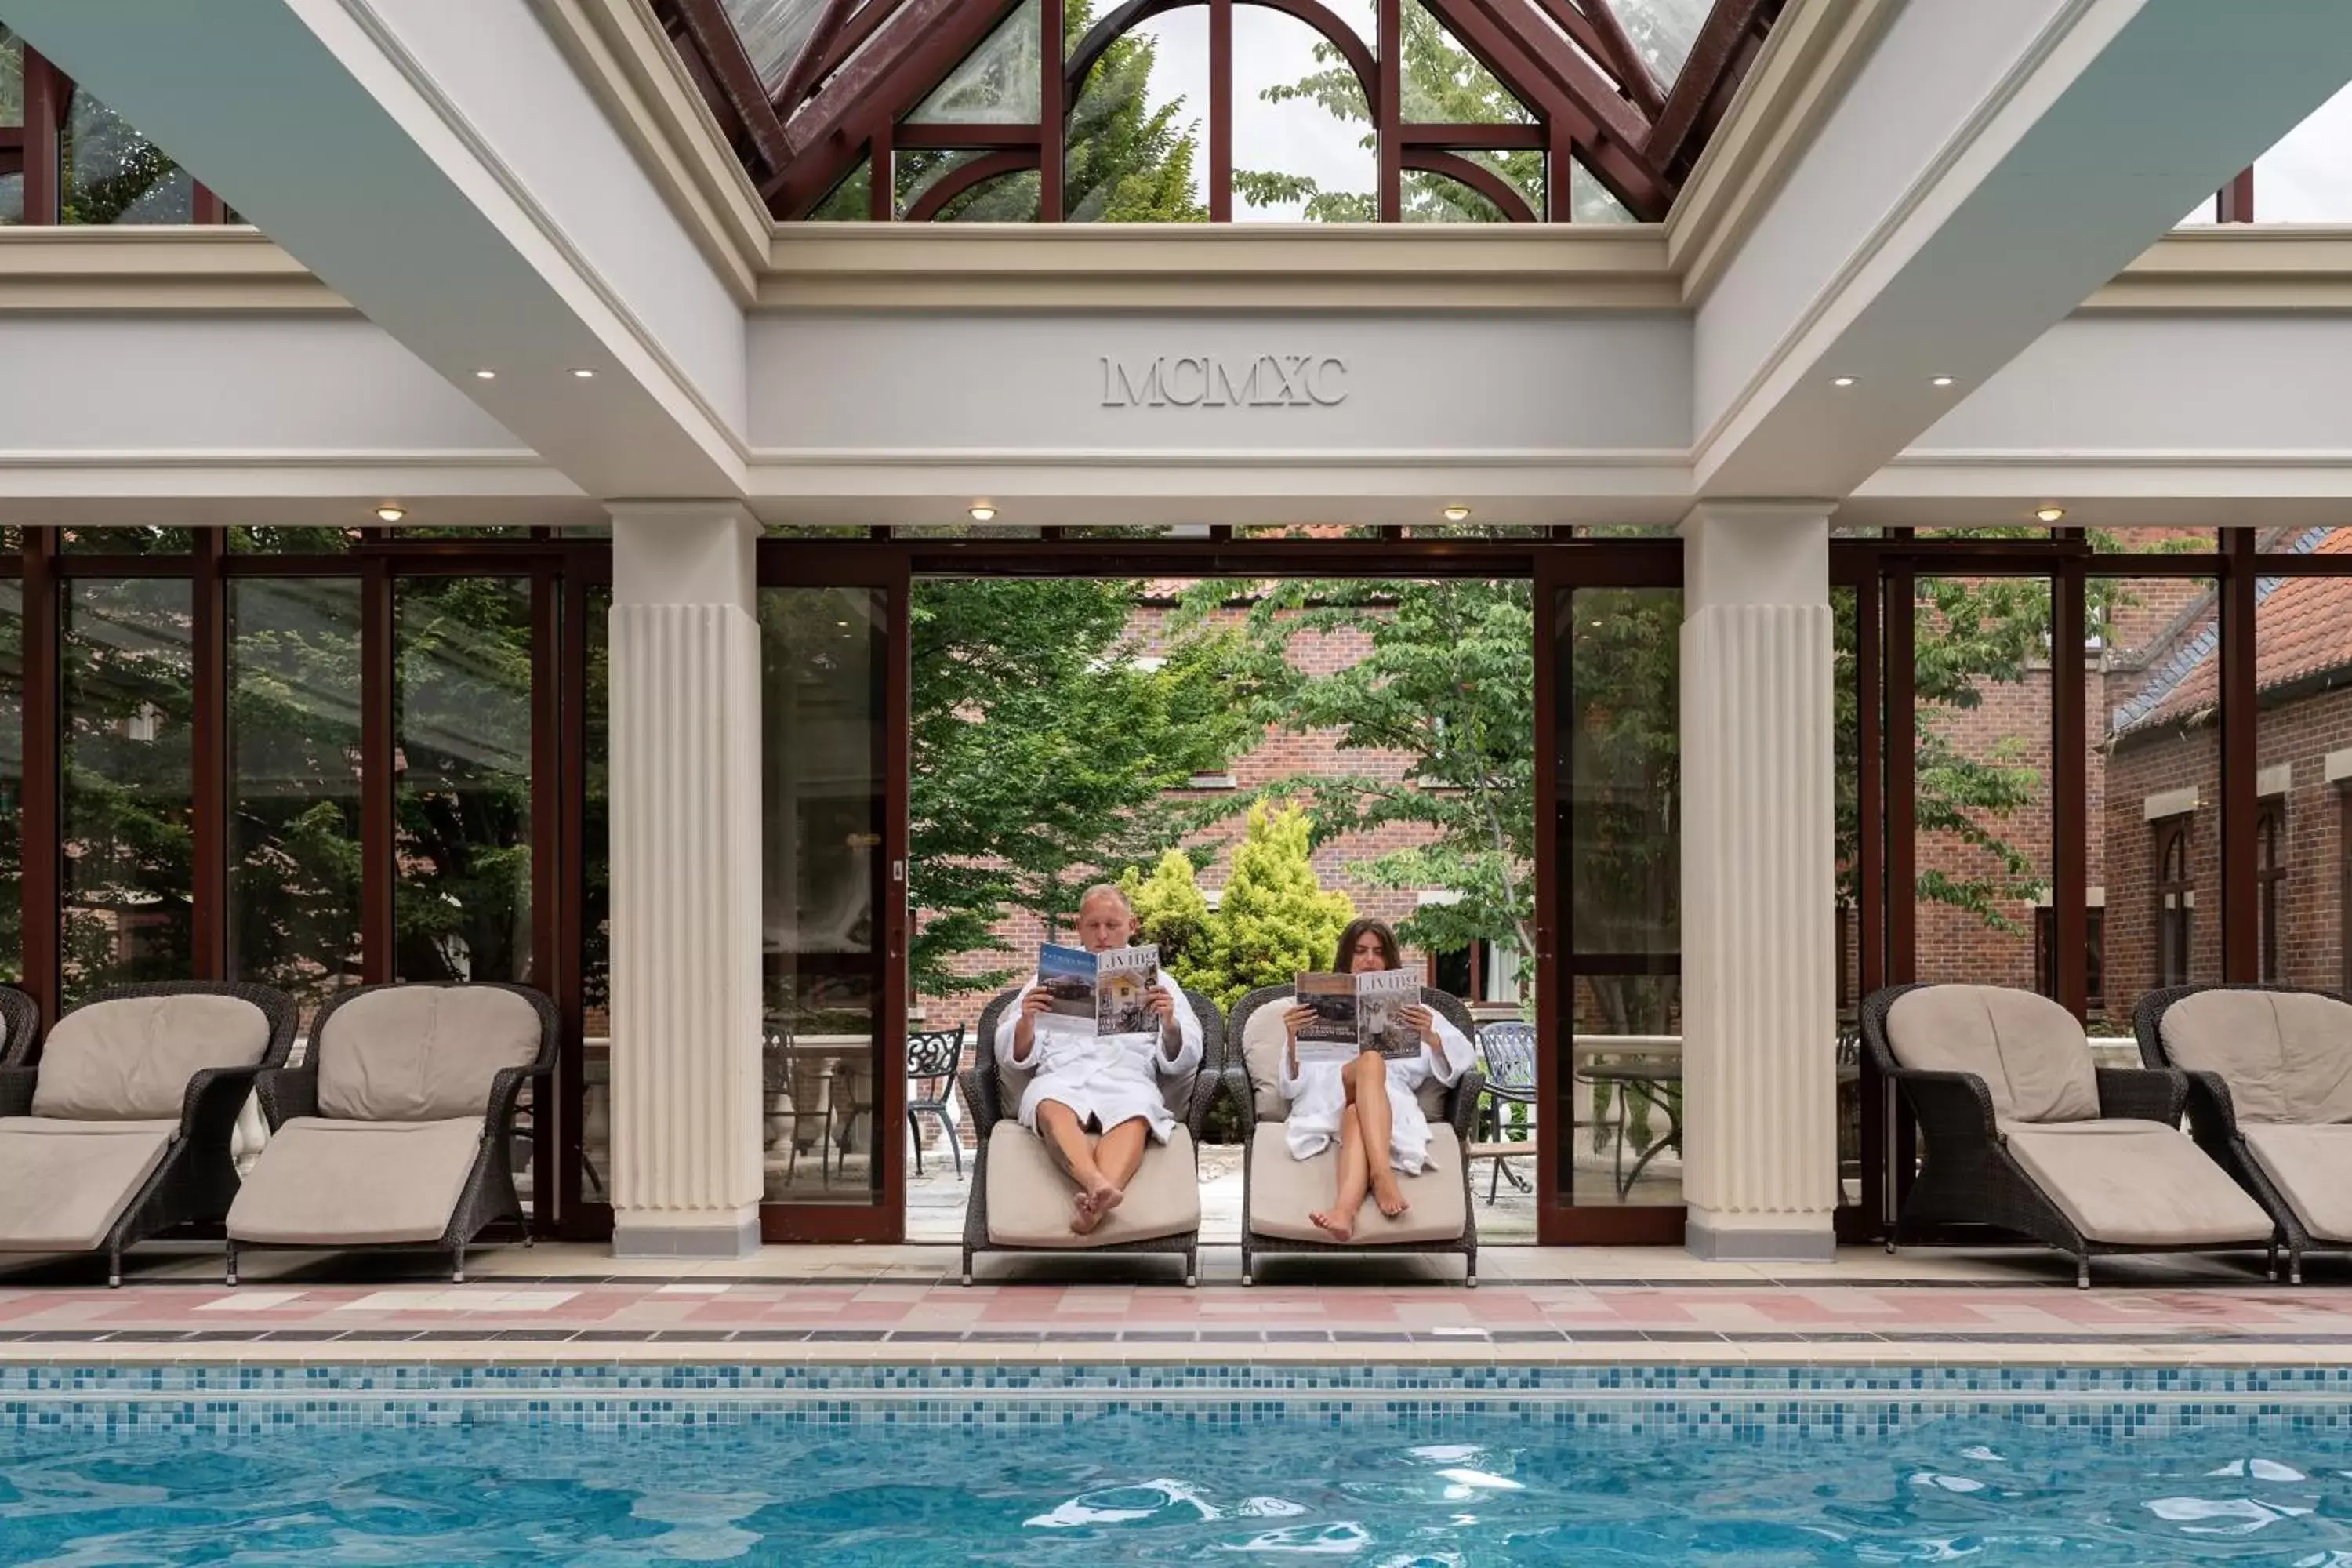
[{"xmin": 2, "ymin": 1242, "xmax": 2348, "ymax": 1364}]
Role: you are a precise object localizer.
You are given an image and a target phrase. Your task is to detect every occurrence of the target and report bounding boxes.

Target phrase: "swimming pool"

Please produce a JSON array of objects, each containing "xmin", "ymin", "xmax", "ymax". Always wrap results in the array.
[{"xmin": 9, "ymin": 1363, "xmax": 2352, "ymax": 1563}]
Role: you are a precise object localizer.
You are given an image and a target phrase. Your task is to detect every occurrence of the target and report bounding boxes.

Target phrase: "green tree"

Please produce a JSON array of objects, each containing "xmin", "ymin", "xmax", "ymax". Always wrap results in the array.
[
  {"xmin": 907, "ymin": 579, "xmax": 1256, "ymax": 998},
  {"xmin": 1120, "ymin": 848, "xmax": 1214, "ymax": 975},
  {"xmin": 830, "ymin": 0, "xmax": 1208, "ymax": 223},
  {"xmin": 1233, "ymin": 5, "xmax": 1548, "ymax": 221},
  {"xmin": 1189, "ymin": 801, "xmax": 1355, "ymax": 1007},
  {"xmin": 1195, "ymin": 579, "xmax": 1538, "ymax": 971}
]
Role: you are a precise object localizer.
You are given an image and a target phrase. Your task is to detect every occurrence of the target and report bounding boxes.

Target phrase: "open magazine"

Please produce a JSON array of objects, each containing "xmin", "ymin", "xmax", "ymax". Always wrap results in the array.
[
  {"xmin": 1036, "ymin": 942, "xmax": 1162, "ymax": 1036},
  {"xmin": 1292, "ymin": 968, "xmax": 1422, "ymax": 1063}
]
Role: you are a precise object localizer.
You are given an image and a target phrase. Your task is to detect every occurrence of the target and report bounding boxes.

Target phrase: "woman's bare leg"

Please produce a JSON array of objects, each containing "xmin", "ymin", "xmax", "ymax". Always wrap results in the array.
[
  {"xmin": 1352, "ymin": 1051, "xmax": 1409, "ymax": 1218},
  {"xmin": 1311, "ymin": 1105, "xmax": 1369, "ymax": 1240}
]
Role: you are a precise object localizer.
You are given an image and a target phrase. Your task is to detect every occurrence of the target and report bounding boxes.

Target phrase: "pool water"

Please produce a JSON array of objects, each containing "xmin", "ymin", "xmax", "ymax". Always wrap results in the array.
[{"xmin": 9, "ymin": 1406, "xmax": 2352, "ymax": 1565}]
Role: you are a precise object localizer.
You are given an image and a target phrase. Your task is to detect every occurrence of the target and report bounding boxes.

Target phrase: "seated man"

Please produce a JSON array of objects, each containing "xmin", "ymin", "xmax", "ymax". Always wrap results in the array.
[{"xmin": 997, "ymin": 884, "xmax": 1203, "ymax": 1234}]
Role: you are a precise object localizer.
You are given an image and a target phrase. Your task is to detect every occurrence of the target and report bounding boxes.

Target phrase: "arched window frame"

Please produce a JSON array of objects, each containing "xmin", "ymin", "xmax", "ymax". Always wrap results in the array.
[{"xmin": 2154, "ymin": 816, "xmax": 2194, "ymax": 989}]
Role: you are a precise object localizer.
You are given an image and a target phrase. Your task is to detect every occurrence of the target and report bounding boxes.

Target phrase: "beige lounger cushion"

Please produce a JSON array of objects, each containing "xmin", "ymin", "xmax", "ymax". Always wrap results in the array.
[
  {"xmin": 228, "ymin": 1117, "xmax": 484, "ymax": 1245},
  {"xmin": 0, "ymin": 1118, "xmax": 177, "ymax": 1251},
  {"xmin": 2001, "ymin": 1120, "xmax": 2272, "ymax": 1247},
  {"xmin": 1240, "ymin": 995, "xmax": 1449, "ymax": 1123},
  {"xmin": 2159, "ymin": 990, "xmax": 2352, "ymax": 1126},
  {"xmin": 32, "ymin": 996, "xmax": 270, "ymax": 1120},
  {"xmin": 317, "ymin": 986, "xmax": 541, "ymax": 1123},
  {"xmin": 1247, "ymin": 1123, "xmax": 1468, "ymax": 1246},
  {"xmin": 1243, "ymin": 1004, "xmax": 1293, "ymax": 1121},
  {"xmin": 983, "ymin": 1123, "xmax": 1198, "ymax": 1248},
  {"xmin": 2240, "ymin": 1123, "xmax": 2352, "ymax": 1243},
  {"xmin": 1886, "ymin": 985, "xmax": 2099, "ymax": 1123}
]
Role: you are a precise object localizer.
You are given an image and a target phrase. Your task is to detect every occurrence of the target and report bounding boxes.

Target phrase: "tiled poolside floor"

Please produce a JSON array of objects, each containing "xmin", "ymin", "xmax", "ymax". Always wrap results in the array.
[{"xmin": 0, "ymin": 1243, "xmax": 2348, "ymax": 1364}]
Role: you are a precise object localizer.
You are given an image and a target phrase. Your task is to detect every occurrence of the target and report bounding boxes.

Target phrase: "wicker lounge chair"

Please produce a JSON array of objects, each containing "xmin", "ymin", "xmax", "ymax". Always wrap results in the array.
[
  {"xmin": 0, "ymin": 987, "xmax": 39, "ymax": 1068},
  {"xmin": 0, "ymin": 981, "xmax": 296, "ymax": 1287},
  {"xmin": 226, "ymin": 982, "xmax": 556, "ymax": 1284},
  {"xmin": 1228, "ymin": 984, "xmax": 1484, "ymax": 1287},
  {"xmin": 956, "ymin": 983, "xmax": 1223, "ymax": 1287},
  {"xmin": 1864, "ymin": 982, "xmax": 2274, "ymax": 1287},
  {"xmin": 2135, "ymin": 982, "xmax": 2352, "ymax": 1285}
]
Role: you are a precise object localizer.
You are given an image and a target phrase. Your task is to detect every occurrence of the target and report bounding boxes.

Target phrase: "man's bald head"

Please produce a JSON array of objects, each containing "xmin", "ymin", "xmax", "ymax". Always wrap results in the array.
[{"xmin": 1074, "ymin": 884, "xmax": 1138, "ymax": 950}]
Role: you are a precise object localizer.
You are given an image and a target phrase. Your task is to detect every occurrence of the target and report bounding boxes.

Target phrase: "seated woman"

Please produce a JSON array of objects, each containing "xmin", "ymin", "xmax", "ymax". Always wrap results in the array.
[{"xmin": 1280, "ymin": 917, "xmax": 1475, "ymax": 1240}]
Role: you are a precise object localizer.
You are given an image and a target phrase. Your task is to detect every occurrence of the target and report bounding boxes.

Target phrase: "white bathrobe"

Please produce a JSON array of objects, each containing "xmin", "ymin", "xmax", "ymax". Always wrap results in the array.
[
  {"xmin": 1280, "ymin": 1007, "xmax": 1475, "ymax": 1174},
  {"xmin": 995, "ymin": 969, "xmax": 1203, "ymax": 1143}
]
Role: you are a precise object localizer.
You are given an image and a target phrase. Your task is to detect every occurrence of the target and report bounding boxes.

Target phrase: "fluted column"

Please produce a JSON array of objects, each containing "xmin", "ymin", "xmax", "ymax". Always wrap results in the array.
[
  {"xmin": 1679, "ymin": 503, "xmax": 1838, "ymax": 1261},
  {"xmin": 607, "ymin": 503, "xmax": 764, "ymax": 1258}
]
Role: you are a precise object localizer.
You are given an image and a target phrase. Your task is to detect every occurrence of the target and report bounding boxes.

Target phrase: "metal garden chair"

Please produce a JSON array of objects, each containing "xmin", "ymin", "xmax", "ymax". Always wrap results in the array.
[
  {"xmin": 906, "ymin": 1025, "xmax": 966, "ymax": 1177},
  {"xmin": 1472, "ymin": 1020, "xmax": 1538, "ymax": 1204}
]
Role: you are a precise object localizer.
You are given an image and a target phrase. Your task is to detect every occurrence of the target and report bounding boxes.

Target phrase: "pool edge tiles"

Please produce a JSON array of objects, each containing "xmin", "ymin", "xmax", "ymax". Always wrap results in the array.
[
  {"xmin": 2, "ymin": 1338, "xmax": 2350, "ymax": 1371},
  {"xmin": 13, "ymin": 1363, "xmax": 2352, "ymax": 1440},
  {"xmin": 13, "ymin": 1362, "xmax": 2352, "ymax": 1396}
]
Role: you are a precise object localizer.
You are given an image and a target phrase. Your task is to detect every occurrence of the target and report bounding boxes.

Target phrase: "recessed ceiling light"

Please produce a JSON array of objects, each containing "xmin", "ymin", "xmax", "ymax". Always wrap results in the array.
[
  {"xmin": 968, "ymin": 503, "xmax": 997, "ymax": 522},
  {"xmin": 1929, "ymin": 375, "xmax": 1956, "ymax": 387},
  {"xmin": 1831, "ymin": 376, "xmax": 1857, "ymax": 388},
  {"xmin": 374, "ymin": 503, "xmax": 407, "ymax": 523},
  {"xmin": 1442, "ymin": 505, "xmax": 1472, "ymax": 522},
  {"xmin": 2035, "ymin": 505, "xmax": 2067, "ymax": 524},
  {"xmin": 474, "ymin": 368, "xmax": 496, "ymax": 380},
  {"xmin": 571, "ymin": 368, "xmax": 595, "ymax": 379}
]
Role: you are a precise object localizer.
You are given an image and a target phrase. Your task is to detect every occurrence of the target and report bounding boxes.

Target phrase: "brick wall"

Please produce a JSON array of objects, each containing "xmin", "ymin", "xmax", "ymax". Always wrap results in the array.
[
  {"xmin": 919, "ymin": 601, "xmax": 1448, "ymax": 1031},
  {"xmin": 2106, "ymin": 688, "xmax": 2352, "ymax": 1022}
]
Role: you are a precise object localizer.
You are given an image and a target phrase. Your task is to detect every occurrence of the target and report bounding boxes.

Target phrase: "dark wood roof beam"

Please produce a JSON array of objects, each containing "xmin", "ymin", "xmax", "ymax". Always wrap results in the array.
[
  {"xmin": 765, "ymin": 0, "xmax": 1029, "ymax": 214},
  {"xmin": 1428, "ymin": 0, "xmax": 1670, "ymax": 216},
  {"xmin": 1573, "ymin": 0, "xmax": 1663, "ymax": 117},
  {"xmin": 664, "ymin": 0, "xmax": 797, "ymax": 171},
  {"xmin": 1398, "ymin": 122, "xmax": 1548, "ymax": 150},
  {"xmin": 772, "ymin": 0, "xmax": 869, "ymax": 121},
  {"xmin": 1403, "ymin": 147, "xmax": 1540, "ymax": 220},
  {"xmin": 1643, "ymin": 0, "xmax": 1765, "ymax": 173},
  {"xmin": 800, "ymin": 0, "xmax": 917, "ymax": 107}
]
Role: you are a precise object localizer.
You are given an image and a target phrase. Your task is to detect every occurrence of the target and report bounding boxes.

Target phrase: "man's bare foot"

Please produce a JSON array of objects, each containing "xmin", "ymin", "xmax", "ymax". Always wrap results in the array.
[
  {"xmin": 1309, "ymin": 1208, "xmax": 1355, "ymax": 1242},
  {"xmin": 1088, "ymin": 1178, "xmax": 1123, "ymax": 1218},
  {"xmin": 1372, "ymin": 1181, "xmax": 1410, "ymax": 1219},
  {"xmin": 1070, "ymin": 1202, "xmax": 1105, "ymax": 1236}
]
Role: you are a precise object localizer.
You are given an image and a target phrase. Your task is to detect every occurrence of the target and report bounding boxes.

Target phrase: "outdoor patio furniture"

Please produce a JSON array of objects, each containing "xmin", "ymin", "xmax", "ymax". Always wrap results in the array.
[
  {"xmin": 906, "ymin": 1025, "xmax": 965, "ymax": 1178},
  {"xmin": 0, "ymin": 987, "xmax": 38, "ymax": 1068},
  {"xmin": 2136, "ymin": 982, "xmax": 2352, "ymax": 1285},
  {"xmin": 1578, "ymin": 1056, "xmax": 1681, "ymax": 1199},
  {"xmin": 0, "ymin": 981, "xmax": 296, "ymax": 1287},
  {"xmin": 956, "ymin": 984, "xmax": 1222, "ymax": 1287},
  {"xmin": 225, "ymin": 982, "xmax": 556, "ymax": 1284},
  {"xmin": 1864, "ymin": 982, "xmax": 2274, "ymax": 1287},
  {"xmin": 1229, "ymin": 984, "xmax": 1484, "ymax": 1287},
  {"xmin": 1471, "ymin": 1019, "xmax": 1537, "ymax": 1203}
]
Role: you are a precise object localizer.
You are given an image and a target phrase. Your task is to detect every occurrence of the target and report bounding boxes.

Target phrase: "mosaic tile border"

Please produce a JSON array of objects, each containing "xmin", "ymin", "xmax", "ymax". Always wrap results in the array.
[
  {"xmin": 13, "ymin": 1363, "xmax": 2352, "ymax": 1398},
  {"xmin": 10, "ymin": 1392, "xmax": 2352, "ymax": 1442}
]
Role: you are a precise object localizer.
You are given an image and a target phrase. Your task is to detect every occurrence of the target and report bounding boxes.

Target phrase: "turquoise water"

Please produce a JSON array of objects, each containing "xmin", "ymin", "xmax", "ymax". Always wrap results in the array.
[{"xmin": 6, "ymin": 1406, "xmax": 2352, "ymax": 1563}]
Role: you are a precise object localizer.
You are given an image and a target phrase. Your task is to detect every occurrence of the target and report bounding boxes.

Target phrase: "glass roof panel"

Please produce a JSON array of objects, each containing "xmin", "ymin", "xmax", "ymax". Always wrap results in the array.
[
  {"xmin": 1402, "ymin": 0, "xmax": 1534, "ymax": 124},
  {"xmin": 2, "ymin": 27, "xmax": 22, "ymax": 128},
  {"xmin": 723, "ymin": 0, "xmax": 829, "ymax": 89},
  {"xmin": 907, "ymin": 0, "xmax": 1042, "ymax": 123},
  {"xmin": 1603, "ymin": 0, "xmax": 1711, "ymax": 89}
]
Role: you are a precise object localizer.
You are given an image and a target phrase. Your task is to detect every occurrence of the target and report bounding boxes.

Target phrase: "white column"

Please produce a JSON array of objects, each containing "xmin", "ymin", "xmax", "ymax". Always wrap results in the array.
[
  {"xmin": 607, "ymin": 503, "xmax": 764, "ymax": 1258},
  {"xmin": 1679, "ymin": 502, "xmax": 1838, "ymax": 1261}
]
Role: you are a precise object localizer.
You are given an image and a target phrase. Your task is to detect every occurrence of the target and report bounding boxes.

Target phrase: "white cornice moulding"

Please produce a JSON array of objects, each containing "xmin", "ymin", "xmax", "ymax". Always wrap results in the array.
[
  {"xmin": 762, "ymin": 225, "xmax": 1678, "ymax": 312},
  {"xmin": 1666, "ymin": 0, "xmax": 1900, "ymax": 305},
  {"xmin": 532, "ymin": 0, "xmax": 771, "ymax": 301}
]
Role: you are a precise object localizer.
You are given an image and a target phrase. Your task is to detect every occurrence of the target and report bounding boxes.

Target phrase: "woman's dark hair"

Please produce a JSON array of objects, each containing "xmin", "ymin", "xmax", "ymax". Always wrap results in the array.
[{"xmin": 1334, "ymin": 917, "xmax": 1403, "ymax": 972}]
